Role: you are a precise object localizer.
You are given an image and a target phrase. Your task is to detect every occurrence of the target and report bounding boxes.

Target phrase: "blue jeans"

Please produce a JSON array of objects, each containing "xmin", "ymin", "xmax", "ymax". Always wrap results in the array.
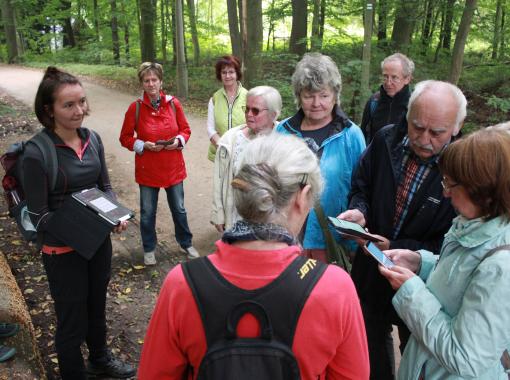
[{"xmin": 139, "ymin": 183, "xmax": 193, "ymax": 252}]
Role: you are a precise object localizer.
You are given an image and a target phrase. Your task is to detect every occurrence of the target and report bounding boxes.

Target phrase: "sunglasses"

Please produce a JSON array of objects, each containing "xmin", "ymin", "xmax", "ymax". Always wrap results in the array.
[{"xmin": 243, "ymin": 106, "xmax": 268, "ymax": 116}]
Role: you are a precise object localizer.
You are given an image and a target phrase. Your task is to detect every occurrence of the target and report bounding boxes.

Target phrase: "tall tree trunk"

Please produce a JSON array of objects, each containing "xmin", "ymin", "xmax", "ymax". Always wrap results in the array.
[
  {"xmin": 499, "ymin": 4, "xmax": 506, "ymax": 58},
  {"xmin": 171, "ymin": 0, "xmax": 177, "ymax": 65},
  {"xmin": 311, "ymin": 0, "xmax": 322, "ymax": 51},
  {"xmin": 289, "ymin": 0, "xmax": 307, "ymax": 55},
  {"xmin": 318, "ymin": 0, "xmax": 325, "ymax": 45},
  {"xmin": 493, "ymin": 0, "xmax": 503, "ymax": 59},
  {"xmin": 161, "ymin": 0, "xmax": 167, "ymax": 63},
  {"xmin": 93, "ymin": 0, "xmax": 100, "ymax": 41},
  {"xmin": 449, "ymin": 0, "xmax": 477, "ymax": 84},
  {"xmin": 175, "ymin": 0, "xmax": 188, "ymax": 98},
  {"xmin": 186, "ymin": 0, "xmax": 200, "ymax": 65},
  {"xmin": 110, "ymin": 0, "xmax": 120, "ymax": 65},
  {"xmin": 361, "ymin": 0, "xmax": 375, "ymax": 117},
  {"xmin": 442, "ymin": 0, "xmax": 455, "ymax": 49},
  {"xmin": 121, "ymin": 1, "xmax": 130, "ymax": 62},
  {"xmin": 266, "ymin": 0, "xmax": 276, "ymax": 51},
  {"xmin": 421, "ymin": 0, "xmax": 436, "ymax": 49},
  {"xmin": 139, "ymin": 0, "xmax": 156, "ymax": 62},
  {"xmin": 239, "ymin": 0, "xmax": 246, "ymax": 63},
  {"xmin": 391, "ymin": 0, "xmax": 418, "ymax": 50},
  {"xmin": 227, "ymin": 0, "xmax": 242, "ymax": 57},
  {"xmin": 433, "ymin": 4, "xmax": 446, "ymax": 62},
  {"xmin": 1, "ymin": 0, "xmax": 19, "ymax": 63},
  {"xmin": 377, "ymin": 0, "xmax": 388, "ymax": 43},
  {"xmin": 243, "ymin": 0, "xmax": 262, "ymax": 87},
  {"xmin": 61, "ymin": 1, "xmax": 76, "ymax": 47}
]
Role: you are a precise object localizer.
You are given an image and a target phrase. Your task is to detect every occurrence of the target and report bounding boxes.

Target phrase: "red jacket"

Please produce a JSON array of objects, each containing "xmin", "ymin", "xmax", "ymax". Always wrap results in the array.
[
  {"xmin": 120, "ymin": 91, "xmax": 191, "ymax": 188},
  {"xmin": 138, "ymin": 241, "xmax": 370, "ymax": 380}
]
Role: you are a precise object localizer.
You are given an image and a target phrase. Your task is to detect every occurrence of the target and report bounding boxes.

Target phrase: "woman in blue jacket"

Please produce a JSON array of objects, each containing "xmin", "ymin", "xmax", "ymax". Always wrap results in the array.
[
  {"xmin": 380, "ymin": 127, "xmax": 510, "ymax": 379},
  {"xmin": 276, "ymin": 53, "xmax": 366, "ymax": 263}
]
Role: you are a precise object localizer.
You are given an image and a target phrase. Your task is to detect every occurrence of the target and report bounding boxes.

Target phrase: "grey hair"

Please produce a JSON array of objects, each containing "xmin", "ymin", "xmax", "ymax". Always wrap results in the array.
[
  {"xmin": 247, "ymin": 86, "xmax": 282, "ymax": 120},
  {"xmin": 381, "ymin": 53, "xmax": 415, "ymax": 78},
  {"xmin": 407, "ymin": 80, "xmax": 467, "ymax": 135},
  {"xmin": 291, "ymin": 53, "xmax": 342, "ymax": 108},
  {"xmin": 232, "ymin": 133, "xmax": 323, "ymax": 226},
  {"xmin": 488, "ymin": 121, "xmax": 510, "ymax": 133}
]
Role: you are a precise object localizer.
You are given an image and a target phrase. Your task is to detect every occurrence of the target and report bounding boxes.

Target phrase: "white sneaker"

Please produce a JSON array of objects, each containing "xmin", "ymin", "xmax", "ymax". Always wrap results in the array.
[
  {"xmin": 183, "ymin": 246, "xmax": 200, "ymax": 259},
  {"xmin": 144, "ymin": 251, "xmax": 157, "ymax": 266}
]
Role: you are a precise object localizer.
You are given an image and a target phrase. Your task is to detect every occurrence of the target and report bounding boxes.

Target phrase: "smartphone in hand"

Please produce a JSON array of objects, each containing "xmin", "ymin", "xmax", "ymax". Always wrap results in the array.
[
  {"xmin": 363, "ymin": 241, "xmax": 395, "ymax": 268},
  {"xmin": 155, "ymin": 137, "xmax": 176, "ymax": 146}
]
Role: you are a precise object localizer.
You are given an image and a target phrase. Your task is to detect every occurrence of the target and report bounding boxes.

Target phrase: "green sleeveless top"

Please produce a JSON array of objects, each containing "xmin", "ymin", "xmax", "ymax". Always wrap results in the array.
[{"xmin": 208, "ymin": 83, "xmax": 247, "ymax": 161}]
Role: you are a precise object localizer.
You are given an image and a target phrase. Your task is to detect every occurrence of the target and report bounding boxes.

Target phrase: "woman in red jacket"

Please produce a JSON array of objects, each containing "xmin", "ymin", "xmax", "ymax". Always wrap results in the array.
[{"xmin": 120, "ymin": 62, "xmax": 199, "ymax": 265}]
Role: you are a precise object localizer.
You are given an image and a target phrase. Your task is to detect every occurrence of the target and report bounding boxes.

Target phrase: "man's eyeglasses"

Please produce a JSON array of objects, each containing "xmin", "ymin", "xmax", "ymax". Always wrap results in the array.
[
  {"xmin": 382, "ymin": 75, "xmax": 405, "ymax": 84},
  {"xmin": 441, "ymin": 177, "xmax": 459, "ymax": 191},
  {"xmin": 243, "ymin": 106, "xmax": 268, "ymax": 116}
]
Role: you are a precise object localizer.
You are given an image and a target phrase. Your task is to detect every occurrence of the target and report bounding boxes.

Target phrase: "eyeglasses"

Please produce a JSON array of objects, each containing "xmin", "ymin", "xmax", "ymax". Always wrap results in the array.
[
  {"xmin": 243, "ymin": 106, "xmax": 268, "ymax": 116},
  {"xmin": 221, "ymin": 70, "xmax": 236, "ymax": 76},
  {"xmin": 382, "ymin": 74, "xmax": 405, "ymax": 84},
  {"xmin": 441, "ymin": 177, "xmax": 459, "ymax": 191}
]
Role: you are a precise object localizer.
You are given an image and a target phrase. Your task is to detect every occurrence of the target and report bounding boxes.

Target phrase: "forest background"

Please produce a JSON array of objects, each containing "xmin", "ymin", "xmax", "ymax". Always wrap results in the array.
[{"xmin": 1, "ymin": 0, "xmax": 509, "ymax": 131}]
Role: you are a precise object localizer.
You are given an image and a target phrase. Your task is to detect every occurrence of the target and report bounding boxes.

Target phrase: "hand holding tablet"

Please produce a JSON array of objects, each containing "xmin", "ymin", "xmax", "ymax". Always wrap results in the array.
[{"xmin": 328, "ymin": 217, "xmax": 383, "ymax": 243}]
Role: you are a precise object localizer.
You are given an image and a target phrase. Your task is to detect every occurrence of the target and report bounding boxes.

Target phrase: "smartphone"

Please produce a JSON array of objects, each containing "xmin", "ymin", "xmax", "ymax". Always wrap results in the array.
[
  {"xmin": 155, "ymin": 137, "xmax": 176, "ymax": 146},
  {"xmin": 363, "ymin": 241, "xmax": 395, "ymax": 268}
]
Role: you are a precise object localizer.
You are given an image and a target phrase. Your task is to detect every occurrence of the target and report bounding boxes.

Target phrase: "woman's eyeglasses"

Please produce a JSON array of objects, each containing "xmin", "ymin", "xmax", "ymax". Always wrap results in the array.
[
  {"xmin": 441, "ymin": 177, "xmax": 459, "ymax": 191},
  {"xmin": 243, "ymin": 106, "xmax": 268, "ymax": 116}
]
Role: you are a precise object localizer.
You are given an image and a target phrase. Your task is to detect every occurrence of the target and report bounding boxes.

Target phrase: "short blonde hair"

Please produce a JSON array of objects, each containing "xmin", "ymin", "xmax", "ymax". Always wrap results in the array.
[{"xmin": 137, "ymin": 62, "xmax": 163, "ymax": 83}]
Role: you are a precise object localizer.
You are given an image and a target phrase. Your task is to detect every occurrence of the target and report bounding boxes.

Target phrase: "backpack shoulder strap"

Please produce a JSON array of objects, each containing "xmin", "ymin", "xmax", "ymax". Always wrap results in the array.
[
  {"xmin": 484, "ymin": 244, "xmax": 510, "ymax": 259},
  {"xmin": 256, "ymin": 256, "xmax": 327, "ymax": 346},
  {"xmin": 182, "ymin": 255, "xmax": 326, "ymax": 348},
  {"xmin": 135, "ymin": 100, "xmax": 141, "ymax": 131},
  {"xmin": 29, "ymin": 131, "xmax": 58, "ymax": 192},
  {"xmin": 369, "ymin": 91, "xmax": 380, "ymax": 117},
  {"xmin": 166, "ymin": 95, "xmax": 176, "ymax": 114}
]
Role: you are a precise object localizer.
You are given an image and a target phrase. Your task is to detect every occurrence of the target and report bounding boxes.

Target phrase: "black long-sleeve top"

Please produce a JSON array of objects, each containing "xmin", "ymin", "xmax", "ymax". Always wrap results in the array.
[{"xmin": 23, "ymin": 127, "xmax": 114, "ymax": 247}]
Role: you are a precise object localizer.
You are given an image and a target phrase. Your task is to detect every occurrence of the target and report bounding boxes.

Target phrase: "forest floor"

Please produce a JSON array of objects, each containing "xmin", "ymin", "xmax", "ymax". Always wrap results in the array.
[{"xmin": 0, "ymin": 64, "xmax": 216, "ymax": 379}]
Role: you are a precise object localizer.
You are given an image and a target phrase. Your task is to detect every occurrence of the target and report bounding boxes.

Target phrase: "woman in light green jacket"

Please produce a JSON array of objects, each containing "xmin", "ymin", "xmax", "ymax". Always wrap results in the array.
[
  {"xmin": 380, "ymin": 127, "xmax": 510, "ymax": 379},
  {"xmin": 206, "ymin": 55, "xmax": 247, "ymax": 162}
]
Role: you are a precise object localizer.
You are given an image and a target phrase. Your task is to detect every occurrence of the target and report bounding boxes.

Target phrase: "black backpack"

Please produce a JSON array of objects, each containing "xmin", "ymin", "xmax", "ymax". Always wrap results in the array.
[
  {"xmin": 1, "ymin": 130, "xmax": 99, "ymax": 242},
  {"xmin": 182, "ymin": 255, "xmax": 327, "ymax": 380}
]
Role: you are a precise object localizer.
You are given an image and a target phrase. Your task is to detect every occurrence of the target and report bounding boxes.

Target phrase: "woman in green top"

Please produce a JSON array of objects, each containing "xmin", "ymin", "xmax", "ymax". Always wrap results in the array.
[{"xmin": 206, "ymin": 55, "xmax": 247, "ymax": 161}]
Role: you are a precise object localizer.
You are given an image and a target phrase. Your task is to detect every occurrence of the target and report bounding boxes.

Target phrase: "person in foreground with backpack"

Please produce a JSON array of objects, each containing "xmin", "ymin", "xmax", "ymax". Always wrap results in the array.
[
  {"xmin": 379, "ymin": 127, "xmax": 510, "ymax": 379},
  {"xmin": 138, "ymin": 133, "xmax": 369, "ymax": 380},
  {"xmin": 23, "ymin": 67, "xmax": 135, "ymax": 379},
  {"xmin": 119, "ymin": 62, "xmax": 199, "ymax": 266}
]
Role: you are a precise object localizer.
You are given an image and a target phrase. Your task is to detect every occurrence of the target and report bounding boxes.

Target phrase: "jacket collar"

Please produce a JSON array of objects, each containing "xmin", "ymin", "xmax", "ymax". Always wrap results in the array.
[{"xmin": 379, "ymin": 84, "xmax": 411, "ymax": 105}]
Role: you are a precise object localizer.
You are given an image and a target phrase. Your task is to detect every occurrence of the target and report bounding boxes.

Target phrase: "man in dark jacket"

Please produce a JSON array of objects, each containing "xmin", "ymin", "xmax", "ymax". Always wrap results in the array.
[
  {"xmin": 339, "ymin": 80, "xmax": 467, "ymax": 380},
  {"xmin": 360, "ymin": 53, "xmax": 414, "ymax": 143}
]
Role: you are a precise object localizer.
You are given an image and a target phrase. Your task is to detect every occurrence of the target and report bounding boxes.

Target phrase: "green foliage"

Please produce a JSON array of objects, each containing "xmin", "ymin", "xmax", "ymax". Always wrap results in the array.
[
  {"xmin": 0, "ymin": 103, "xmax": 17, "ymax": 117},
  {"xmin": 487, "ymin": 96, "xmax": 510, "ymax": 113}
]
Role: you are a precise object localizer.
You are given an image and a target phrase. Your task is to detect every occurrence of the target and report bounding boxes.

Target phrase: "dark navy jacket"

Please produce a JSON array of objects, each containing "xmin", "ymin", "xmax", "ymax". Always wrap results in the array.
[{"xmin": 348, "ymin": 121, "xmax": 457, "ymax": 318}]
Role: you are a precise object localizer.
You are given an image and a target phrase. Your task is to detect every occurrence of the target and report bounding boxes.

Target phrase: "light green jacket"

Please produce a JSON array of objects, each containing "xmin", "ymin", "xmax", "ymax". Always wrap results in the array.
[
  {"xmin": 394, "ymin": 215, "xmax": 510, "ymax": 379},
  {"xmin": 207, "ymin": 83, "xmax": 247, "ymax": 161}
]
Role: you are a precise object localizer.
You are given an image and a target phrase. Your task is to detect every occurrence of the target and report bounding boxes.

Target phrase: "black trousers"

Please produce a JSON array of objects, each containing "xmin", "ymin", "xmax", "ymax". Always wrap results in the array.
[
  {"xmin": 362, "ymin": 302, "xmax": 411, "ymax": 380},
  {"xmin": 43, "ymin": 238, "xmax": 112, "ymax": 380}
]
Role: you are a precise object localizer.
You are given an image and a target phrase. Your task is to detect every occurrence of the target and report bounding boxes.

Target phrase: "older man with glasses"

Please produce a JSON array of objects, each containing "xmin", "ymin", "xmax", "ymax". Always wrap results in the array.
[
  {"xmin": 338, "ymin": 80, "xmax": 467, "ymax": 380},
  {"xmin": 360, "ymin": 53, "xmax": 414, "ymax": 143}
]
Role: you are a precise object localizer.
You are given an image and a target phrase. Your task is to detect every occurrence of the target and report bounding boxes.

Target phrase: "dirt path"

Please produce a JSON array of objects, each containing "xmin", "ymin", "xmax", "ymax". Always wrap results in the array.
[
  {"xmin": 0, "ymin": 65, "xmax": 220, "ymax": 378},
  {"xmin": 0, "ymin": 65, "xmax": 218, "ymax": 256}
]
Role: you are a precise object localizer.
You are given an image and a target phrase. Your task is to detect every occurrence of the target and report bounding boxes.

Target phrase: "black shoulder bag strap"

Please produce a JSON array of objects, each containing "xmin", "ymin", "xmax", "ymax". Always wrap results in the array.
[
  {"xmin": 314, "ymin": 202, "xmax": 351, "ymax": 272},
  {"xmin": 30, "ymin": 131, "xmax": 58, "ymax": 193},
  {"xmin": 482, "ymin": 244, "xmax": 510, "ymax": 377},
  {"xmin": 182, "ymin": 255, "xmax": 327, "ymax": 349}
]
